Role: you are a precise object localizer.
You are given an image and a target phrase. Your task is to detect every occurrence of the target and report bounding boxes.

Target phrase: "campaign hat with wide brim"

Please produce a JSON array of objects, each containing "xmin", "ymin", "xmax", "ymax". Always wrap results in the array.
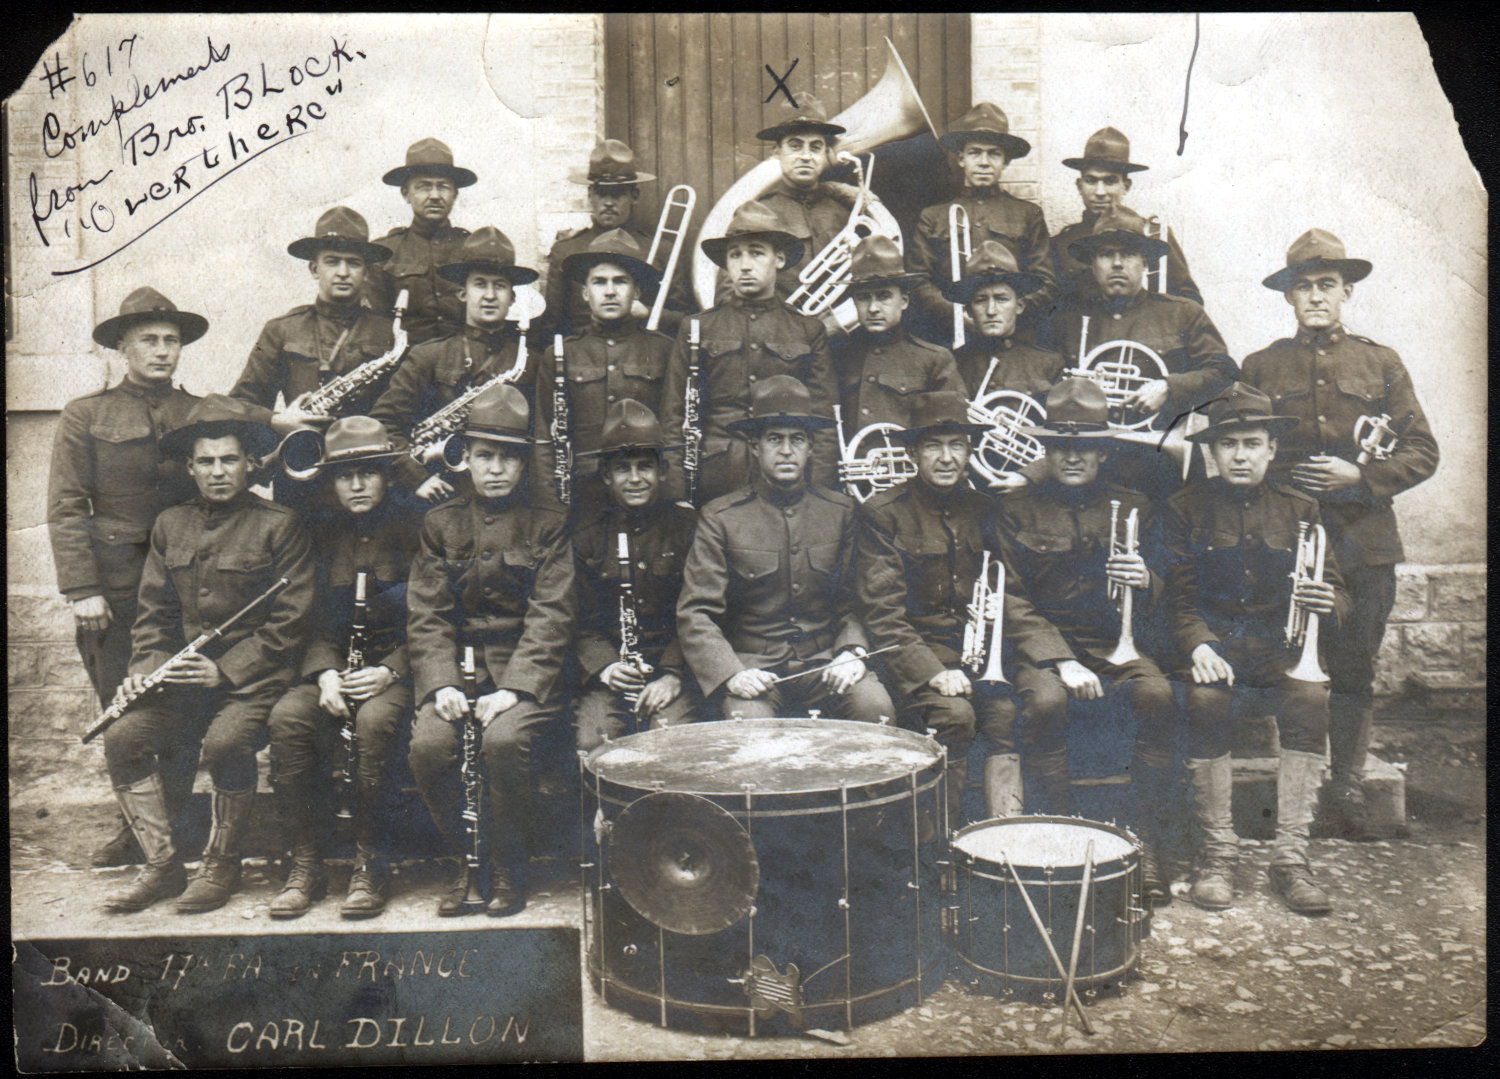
[
  {"xmin": 834, "ymin": 235, "xmax": 926, "ymax": 306},
  {"xmin": 436, "ymin": 227, "xmax": 540, "ymax": 287},
  {"xmin": 1261, "ymin": 229, "xmax": 1372, "ymax": 292},
  {"xmin": 561, "ymin": 229, "xmax": 662, "ymax": 296},
  {"xmin": 891, "ymin": 391, "xmax": 988, "ymax": 444},
  {"xmin": 92, "ymin": 287, "xmax": 209, "ymax": 349},
  {"xmin": 726, "ymin": 374, "xmax": 837, "ymax": 435},
  {"xmin": 941, "ymin": 239, "xmax": 1046, "ymax": 305},
  {"xmin": 1066, "ymin": 207, "xmax": 1170, "ymax": 265},
  {"xmin": 938, "ymin": 102, "xmax": 1030, "ymax": 160},
  {"xmin": 160, "ymin": 394, "xmax": 279, "ymax": 460},
  {"xmin": 460, "ymin": 382, "xmax": 534, "ymax": 446},
  {"xmin": 382, "ymin": 137, "xmax": 478, "ymax": 188},
  {"xmin": 756, "ymin": 98, "xmax": 846, "ymax": 144},
  {"xmin": 567, "ymin": 138, "xmax": 657, "ymax": 186},
  {"xmin": 1186, "ymin": 383, "xmax": 1301, "ymax": 443},
  {"xmin": 700, "ymin": 201, "xmax": 805, "ymax": 269},
  {"xmin": 299, "ymin": 415, "xmax": 405, "ymax": 479},
  {"xmin": 1061, "ymin": 126, "xmax": 1150, "ymax": 174},
  {"xmin": 1019, "ymin": 378, "xmax": 1119, "ymax": 441},
  {"xmin": 287, "ymin": 206, "xmax": 393, "ymax": 264}
]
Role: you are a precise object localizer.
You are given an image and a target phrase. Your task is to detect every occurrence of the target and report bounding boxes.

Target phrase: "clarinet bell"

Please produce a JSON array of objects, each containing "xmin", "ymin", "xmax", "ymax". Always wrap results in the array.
[{"xmin": 461, "ymin": 866, "xmax": 487, "ymax": 912}]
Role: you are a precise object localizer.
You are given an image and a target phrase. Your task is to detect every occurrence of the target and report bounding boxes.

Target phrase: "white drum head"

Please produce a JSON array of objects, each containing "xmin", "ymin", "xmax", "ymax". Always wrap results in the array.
[{"xmin": 955, "ymin": 818, "xmax": 1135, "ymax": 867}]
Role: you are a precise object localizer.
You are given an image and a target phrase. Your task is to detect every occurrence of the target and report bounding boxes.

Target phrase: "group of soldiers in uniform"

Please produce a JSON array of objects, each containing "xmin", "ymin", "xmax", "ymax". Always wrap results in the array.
[{"xmin": 50, "ymin": 102, "xmax": 1436, "ymax": 925}]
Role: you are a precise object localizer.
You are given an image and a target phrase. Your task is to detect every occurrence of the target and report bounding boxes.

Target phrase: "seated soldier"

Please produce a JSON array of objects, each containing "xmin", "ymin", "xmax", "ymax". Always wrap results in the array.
[
  {"xmin": 996, "ymin": 379, "xmax": 1183, "ymax": 903},
  {"xmin": 571, "ymin": 400, "xmax": 703, "ymax": 748},
  {"xmin": 908, "ymin": 103, "xmax": 1058, "ymax": 347},
  {"xmin": 101, "ymin": 396, "xmax": 316, "ymax": 915},
  {"xmin": 406, "ymin": 384, "xmax": 575, "ymax": 918},
  {"xmin": 1165, "ymin": 384, "xmax": 1349, "ymax": 915},
  {"xmin": 678, "ymin": 376, "xmax": 895, "ymax": 723},
  {"xmin": 659, "ymin": 202, "xmax": 840, "ymax": 504},
  {"xmin": 532, "ymin": 229, "xmax": 672, "ymax": 515},
  {"xmin": 371, "ymin": 228, "xmax": 539, "ymax": 505},
  {"xmin": 264, "ymin": 417, "xmax": 422, "ymax": 919},
  {"xmin": 856, "ymin": 392, "xmax": 1067, "ymax": 826}
]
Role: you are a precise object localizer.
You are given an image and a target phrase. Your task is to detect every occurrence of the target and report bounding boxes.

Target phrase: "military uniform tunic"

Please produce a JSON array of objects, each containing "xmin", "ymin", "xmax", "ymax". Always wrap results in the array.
[
  {"xmin": 1051, "ymin": 212, "xmax": 1203, "ymax": 308},
  {"xmin": 658, "ymin": 295, "xmax": 839, "ymax": 504},
  {"xmin": 953, "ymin": 335, "xmax": 1065, "ymax": 400},
  {"xmin": 231, "ymin": 299, "xmax": 397, "ymax": 422},
  {"xmin": 711, "ymin": 177, "xmax": 861, "ymax": 306},
  {"xmin": 539, "ymin": 221, "xmax": 692, "ymax": 340},
  {"xmin": 366, "ymin": 220, "xmax": 471, "ymax": 346},
  {"xmin": 831, "ymin": 326, "xmax": 964, "ymax": 429}
]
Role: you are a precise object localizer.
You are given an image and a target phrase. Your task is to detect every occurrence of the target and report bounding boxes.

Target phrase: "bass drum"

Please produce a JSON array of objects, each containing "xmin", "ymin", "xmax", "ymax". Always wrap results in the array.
[{"xmin": 582, "ymin": 718, "xmax": 947, "ymax": 1034}]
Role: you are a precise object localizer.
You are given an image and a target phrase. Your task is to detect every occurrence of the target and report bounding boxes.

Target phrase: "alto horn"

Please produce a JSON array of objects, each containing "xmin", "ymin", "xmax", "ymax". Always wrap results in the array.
[
  {"xmin": 1064, "ymin": 314, "xmax": 1172, "ymax": 432},
  {"xmin": 967, "ymin": 364, "xmax": 1047, "ymax": 488},
  {"xmin": 692, "ymin": 37, "xmax": 937, "ymax": 323},
  {"xmin": 834, "ymin": 405, "xmax": 916, "ymax": 503}
]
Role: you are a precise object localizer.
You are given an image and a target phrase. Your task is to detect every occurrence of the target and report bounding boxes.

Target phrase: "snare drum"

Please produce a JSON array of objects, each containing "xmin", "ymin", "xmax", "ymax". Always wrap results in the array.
[
  {"xmin": 581, "ymin": 718, "xmax": 946, "ymax": 1033},
  {"xmin": 949, "ymin": 815, "xmax": 1147, "ymax": 999}
]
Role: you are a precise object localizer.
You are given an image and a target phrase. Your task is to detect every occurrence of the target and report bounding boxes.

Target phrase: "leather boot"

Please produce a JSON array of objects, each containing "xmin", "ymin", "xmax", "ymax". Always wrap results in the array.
[
  {"xmin": 103, "ymin": 775, "xmax": 187, "ymax": 913},
  {"xmin": 269, "ymin": 843, "xmax": 328, "ymax": 918},
  {"xmin": 92, "ymin": 743, "xmax": 197, "ymax": 866},
  {"xmin": 1270, "ymin": 749, "xmax": 1333, "ymax": 915},
  {"xmin": 1023, "ymin": 749, "xmax": 1073, "ymax": 816},
  {"xmin": 1186, "ymin": 755, "xmax": 1236, "ymax": 910},
  {"xmin": 177, "ymin": 787, "xmax": 254, "ymax": 913},
  {"xmin": 92, "ymin": 820, "xmax": 144, "ymax": 868},
  {"xmin": 1130, "ymin": 747, "xmax": 1177, "ymax": 906},
  {"xmin": 487, "ymin": 862, "xmax": 526, "ymax": 917},
  {"xmin": 437, "ymin": 863, "xmax": 485, "ymax": 917},
  {"xmin": 982, "ymin": 754, "xmax": 1025, "ymax": 819},
  {"xmin": 1325, "ymin": 694, "xmax": 1375, "ymax": 839},
  {"xmin": 342, "ymin": 845, "xmax": 390, "ymax": 919}
]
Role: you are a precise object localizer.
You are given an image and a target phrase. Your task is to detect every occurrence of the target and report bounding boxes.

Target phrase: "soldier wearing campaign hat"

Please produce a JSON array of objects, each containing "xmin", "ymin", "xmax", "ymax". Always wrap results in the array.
[
  {"xmin": 263, "ymin": 416, "xmax": 422, "ymax": 920},
  {"xmin": 1165, "ymin": 383, "xmax": 1351, "ymax": 915},
  {"xmin": 405, "ymin": 383, "xmax": 576, "ymax": 918},
  {"xmin": 907, "ymin": 102, "xmax": 1059, "ymax": 348},
  {"xmin": 829, "ymin": 236, "xmax": 964, "ymax": 450},
  {"xmin": 570, "ymin": 400, "xmax": 703, "ymax": 747},
  {"xmin": 1050, "ymin": 127, "xmax": 1202, "ymax": 307},
  {"xmin": 53, "ymin": 288, "xmax": 206, "ymax": 867},
  {"xmin": 679, "ymin": 376, "xmax": 896, "ymax": 725},
  {"xmin": 1241, "ymin": 230, "xmax": 1438, "ymax": 840},
  {"xmin": 366, "ymin": 138, "xmax": 478, "ymax": 345}
]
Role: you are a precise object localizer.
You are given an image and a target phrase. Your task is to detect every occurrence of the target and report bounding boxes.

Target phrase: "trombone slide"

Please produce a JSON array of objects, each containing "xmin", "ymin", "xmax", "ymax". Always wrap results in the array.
[{"xmin": 646, "ymin": 184, "xmax": 696, "ymax": 332}]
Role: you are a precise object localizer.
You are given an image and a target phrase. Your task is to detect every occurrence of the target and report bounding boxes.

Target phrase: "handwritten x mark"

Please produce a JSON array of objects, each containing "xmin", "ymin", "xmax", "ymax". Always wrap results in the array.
[{"xmin": 764, "ymin": 59, "xmax": 799, "ymax": 106}]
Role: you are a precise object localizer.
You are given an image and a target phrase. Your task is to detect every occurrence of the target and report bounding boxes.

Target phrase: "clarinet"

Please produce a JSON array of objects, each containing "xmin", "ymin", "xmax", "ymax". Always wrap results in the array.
[
  {"xmin": 334, "ymin": 571, "xmax": 368, "ymax": 822},
  {"xmin": 683, "ymin": 318, "xmax": 702, "ymax": 503},
  {"xmin": 616, "ymin": 531, "xmax": 652, "ymax": 712},
  {"xmin": 83, "ymin": 578, "xmax": 291, "ymax": 744},
  {"xmin": 458, "ymin": 646, "xmax": 487, "ymax": 911},
  {"xmin": 552, "ymin": 334, "xmax": 573, "ymax": 504}
]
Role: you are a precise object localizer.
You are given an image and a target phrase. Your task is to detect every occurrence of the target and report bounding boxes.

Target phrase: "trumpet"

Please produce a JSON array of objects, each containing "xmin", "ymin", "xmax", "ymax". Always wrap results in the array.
[
  {"xmin": 551, "ymin": 334, "xmax": 572, "ymax": 504},
  {"xmin": 949, "ymin": 203, "xmax": 972, "ymax": 348},
  {"xmin": 1105, "ymin": 501, "xmax": 1142, "ymax": 666},
  {"xmin": 834, "ymin": 404, "xmax": 916, "ymax": 503},
  {"xmin": 961, "ymin": 551, "xmax": 1008, "ymax": 684},
  {"xmin": 1064, "ymin": 314, "xmax": 1171, "ymax": 432},
  {"xmin": 967, "ymin": 359, "xmax": 1048, "ymax": 487},
  {"xmin": 786, "ymin": 151, "xmax": 881, "ymax": 318},
  {"xmin": 645, "ymin": 184, "xmax": 697, "ymax": 333},
  {"xmin": 1144, "ymin": 216, "xmax": 1170, "ymax": 294},
  {"xmin": 1354, "ymin": 411, "xmax": 1410, "ymax": 464},
  {"xmin": 405, "ymin": 318, "xmax": 531, "ymax": 472},
  {"xmin": 1285, "ymin": 521, "xmax": 1330, "ymax": 684}
]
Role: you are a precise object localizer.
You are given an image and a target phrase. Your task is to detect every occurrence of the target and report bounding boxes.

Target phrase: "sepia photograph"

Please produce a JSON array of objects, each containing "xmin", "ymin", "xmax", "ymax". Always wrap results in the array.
[{"xmin": 6, "ymin": 11, "xmax": 1486, "ymax": 1066}]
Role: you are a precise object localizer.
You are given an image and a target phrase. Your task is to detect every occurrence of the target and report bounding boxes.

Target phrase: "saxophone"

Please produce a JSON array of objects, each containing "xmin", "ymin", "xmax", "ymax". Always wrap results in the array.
[
  {"xmin": 616, "ymin": 531, "xmax": 652, "ymax": 710},
  {"xmin": 334, "ymin": 571, "xmax": 368, "ymax": 822},
  {"xmin": 302, "ymin": 290, "xmax": 410, "ymax": 416},
  {"xmin": 683, "ymin": 318, "xmax": 702, "ymax": 503},
  {"xmin": 406, "ymin": 318, "xmax": 530, "ymax": 464},
  {"xmin": 551, "ymin": 334, "xmax": 573, "ymax": 504}
]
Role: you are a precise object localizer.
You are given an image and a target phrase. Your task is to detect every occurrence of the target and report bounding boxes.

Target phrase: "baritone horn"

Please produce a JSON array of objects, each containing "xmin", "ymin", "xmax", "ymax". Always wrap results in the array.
[
  {"xmin": 949, "ymin": 203, "xmax": 972, "ymax": 348},
  {"xmin": 1065, "ymin": 314, "xmax": 1172, "ymax": 432},
  {"xmin": 1285, "ymin": 521, "xmax": 1330, "ymax": 683},
  {"xmin": 834, "ymin": 404, "xmax": 916, "ymax": 503},
  {"xmin": 692, "ymin": 37, "xmax": 937, "ymax": 323},
  {"xmin": 645, "ymin": 183, "xmax": 696, "ymax": 332},
  {"xmin": 962, "ymin": 551, "xmax": 1008, "ymax": 684},
  {"xmin": 1104, "ymin": 500, "xmax": 1142, "ymax": 665}
]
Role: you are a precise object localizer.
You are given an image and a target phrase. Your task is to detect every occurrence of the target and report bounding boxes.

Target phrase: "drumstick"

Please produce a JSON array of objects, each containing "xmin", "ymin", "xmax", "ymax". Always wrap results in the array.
[
  {"xmin": 1058, "ymin": 840, "xmax": 1096, "ymax": 1040},
  {"xmin": 763, "ymin": 645, "xmax": 900, "ymax": 686},
  {"xmin": 1001, "ymin": 855, "xmax": 1095, "ymax": 1035}
]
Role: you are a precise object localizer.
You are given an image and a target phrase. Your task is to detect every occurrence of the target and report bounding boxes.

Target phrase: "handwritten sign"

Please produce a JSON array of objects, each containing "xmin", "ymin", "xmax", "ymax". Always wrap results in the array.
[
  {"xmin": 12, "ymin": 928, "xmax": 582, "ymax": 1069},
  {"xmin": 26, "ymin": 30, "xmax": 370, "ymax": 275}
]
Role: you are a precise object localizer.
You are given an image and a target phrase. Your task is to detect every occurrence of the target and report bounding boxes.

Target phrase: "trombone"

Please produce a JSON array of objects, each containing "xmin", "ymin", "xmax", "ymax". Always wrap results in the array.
[
  {"xmin": 1145, "ymin": 215, "xmax": 1170, "ymax": 294},
  {"xmin": 949, "ymin": 202, "xmax": 972, "ymax": 348},
  {"xmin": 833, "ymin": 404, "xmax": 916, "ymax": 503},
  {"xmin": 1104, "ymin": 500, "xmax": 1142, "ymax": 666},
  {"xmin": 962, "ymin": 551, "xmax": 1008, "ymax": 684},
  {"xmin": 645, "ymin": 183, "xmax": 696, "ymax": 332},
  {"xmin": 786, "ymin": 151, "xmax": 880, "ymax": 318},
  {"xmin": 1285, "ymin": 521, "xmax": 1330, "ymax": 683}
]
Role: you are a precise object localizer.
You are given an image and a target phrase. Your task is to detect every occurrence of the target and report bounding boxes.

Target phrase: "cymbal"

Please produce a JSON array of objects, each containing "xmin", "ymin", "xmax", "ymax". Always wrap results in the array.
[{"xmin": 608, "ymin": 792, "xmax": 760, "ymax": 936}]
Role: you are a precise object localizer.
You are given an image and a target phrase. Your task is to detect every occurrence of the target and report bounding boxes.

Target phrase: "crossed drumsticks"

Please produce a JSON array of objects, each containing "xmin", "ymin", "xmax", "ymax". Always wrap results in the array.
[{"xmin": 999, "ymin": 840, "xmax": 1097, "ymax": 1038}]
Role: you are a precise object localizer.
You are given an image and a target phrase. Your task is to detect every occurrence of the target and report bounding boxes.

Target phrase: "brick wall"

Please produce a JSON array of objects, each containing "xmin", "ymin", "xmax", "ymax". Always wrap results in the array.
[{"xmin": 970, "ymin": 13, "xmax": 1042, "ymax": 205}]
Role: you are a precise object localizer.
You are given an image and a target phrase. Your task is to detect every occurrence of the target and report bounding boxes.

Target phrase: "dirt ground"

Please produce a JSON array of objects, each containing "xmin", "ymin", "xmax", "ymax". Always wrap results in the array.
[{"xmin": 9, "ymin": 714, "xmax": 1486, "ymax": 1060}]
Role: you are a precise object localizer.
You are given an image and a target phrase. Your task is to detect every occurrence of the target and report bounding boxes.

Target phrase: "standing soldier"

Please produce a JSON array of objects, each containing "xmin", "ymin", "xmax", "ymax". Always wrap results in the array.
[
  {"xmin": 366, "ymin": 138, "xmax": 477, "ymax": 346},
  {"xmin": 539, "ymin": 139, "xmax": 690, "ymax": 340},
  {"xmin": 659, "ymin": 202, "xmax": 839, "ymax": 504},
  {"xmin": 1165, "ymin": 384, "xmax": 1349, "ymax": 914},
  {"xmin": 531, "ymin": 230, "xmax": 672, "ymax": 515},
  {"xmin": 100, "ymin": 396, "xmax": 317, "ymax": 915},
  {"xmin": 571, "ymin": 400, "xmax": 702, "ymax": 747},
  {"xmin": 907, "ymin": 103, "xmax": 1058, "ymax": 347},
  {"xmin": 994, "ymin": 379, "xmax": 1183, "ymax": 902},
  {"xmin": 677, "ymin": 376, "xmax": 895, "ymax": 724},
  {"xmin": 1050, "ymin": 127, "xmax": 1202, "ymax": 310},
  {"xmin": 855, "ymin": 392, "xmax": 1068, "ymax": 825},
  {"xmin": 406, "ymin": 384, "xmax": 575, "ymax": 918},
  {"xmin": 370, "ymin": 227, "xmax": 538, "ymax": 505},
  {"xmin": 50, "ymin": 288, "xmax": 205, "ymax": 868},
  {"xmin": 263, "ymin": 418, "xmax": 421, "ymax": 919},
  {"xmin": 829, "ymin": 236, "xmax": 964, "ymax": 436},
  {"xmin": 1242, "ymin": 230, "xmax": 1439, "ymax": 838}
]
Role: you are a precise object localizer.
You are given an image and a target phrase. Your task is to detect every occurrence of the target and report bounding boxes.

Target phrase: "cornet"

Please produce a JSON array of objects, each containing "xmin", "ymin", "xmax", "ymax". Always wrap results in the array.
[
  {"xmin": 834, "ymin": 404, "xmax": 916, "ymax": 503},
  {"xmin": 1064, "ymin": 314, "xmax": 1171, "ymax": 432},
  {"xmin": 962, "ymin": 551, "xmax": 1008, "ymax": 684},
  {"xmin": 645, "ymin": 183, "xmax": 696, "ymax": 332},
  {"xmin": 1285, "ymin": 521, "xmax": 1330, "ymax": 683},
  {"xmin": 1104, "ymin": 500, "xmax": 1142, "ymax": 665},
  {"xmin": 786, "ymin": 152, "xmax": 880, "ymax": 318},
  {"xmin": 949, "ymin": 203, "xmax": 972, "ymax": 348},
  {"xmin": 966, "ymin": 357, "xmax": 1047, "ymax": 488},
  {"xmin": 1353, "ymin": 411, "xmax": 1408, "ymax": 464}
]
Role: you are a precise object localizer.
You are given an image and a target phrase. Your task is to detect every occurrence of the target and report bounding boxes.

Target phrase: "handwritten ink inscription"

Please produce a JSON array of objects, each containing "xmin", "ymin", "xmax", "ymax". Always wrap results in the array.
[
  {"xmin": 12, "ymin": 929, "xmax": 583, "ymax": 1069},
  {"xmin": 25, "ymin": 33, "xmax": 370, "ymax": 275}
]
